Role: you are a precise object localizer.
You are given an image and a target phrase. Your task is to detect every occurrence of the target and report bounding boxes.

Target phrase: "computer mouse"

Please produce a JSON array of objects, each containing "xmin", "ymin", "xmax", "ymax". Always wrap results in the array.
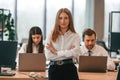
[{"xmin": 29, "ymin": 72, "xmax": 35, "ymax": 77}]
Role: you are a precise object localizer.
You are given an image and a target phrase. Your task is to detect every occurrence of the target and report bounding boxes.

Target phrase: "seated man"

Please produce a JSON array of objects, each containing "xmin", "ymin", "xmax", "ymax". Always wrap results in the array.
[{"xmin": 80, "ymin": 28, "xmax": 115, "ymax": 70}]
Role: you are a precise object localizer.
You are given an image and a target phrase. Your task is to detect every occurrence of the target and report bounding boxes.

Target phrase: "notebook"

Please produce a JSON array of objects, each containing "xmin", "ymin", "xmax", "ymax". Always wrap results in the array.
[
  {"xmin": 79, "ymin": 56, "xmax": 107, "ymax": 72},
  {"xmin": 18, "ymin": 53, "xmax": 46, "ymax": 72}
]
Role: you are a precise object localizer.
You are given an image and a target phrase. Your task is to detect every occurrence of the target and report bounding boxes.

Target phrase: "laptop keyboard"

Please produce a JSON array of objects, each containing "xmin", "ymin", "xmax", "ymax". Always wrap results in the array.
[{"xmin": 0, "ymin": 72, "xmax": 15, "ymax": 76}]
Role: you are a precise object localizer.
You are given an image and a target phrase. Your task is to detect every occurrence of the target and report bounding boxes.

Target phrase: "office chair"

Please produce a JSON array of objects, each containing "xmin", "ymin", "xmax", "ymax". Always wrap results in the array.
[
  {"xmin": 96, "ymin": 40, "xmax": 119, "ymax": 70},
  {"xmin": 96, "ymin": 40, "xmax": 119, "ymax": 56}
]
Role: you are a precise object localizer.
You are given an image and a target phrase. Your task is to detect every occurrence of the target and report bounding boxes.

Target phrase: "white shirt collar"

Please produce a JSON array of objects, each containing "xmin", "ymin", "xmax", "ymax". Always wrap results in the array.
[{"xmin": 83, "ymin": 44, "xmax": 96, "ymax": 52}]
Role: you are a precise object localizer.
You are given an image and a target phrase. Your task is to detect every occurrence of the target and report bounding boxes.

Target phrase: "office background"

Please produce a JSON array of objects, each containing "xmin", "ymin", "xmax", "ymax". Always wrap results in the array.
[
  {"xmin": 0, "ymin": 0, "xmax": 120, "ymax": 45},
  {"xmin": 0, "ymin": 1, "xmax": 120, "ymax": 79}
]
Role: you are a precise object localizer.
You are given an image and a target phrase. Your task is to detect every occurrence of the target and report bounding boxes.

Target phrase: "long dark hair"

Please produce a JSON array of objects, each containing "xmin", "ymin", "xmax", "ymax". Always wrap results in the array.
[{"xmin": 26, "ymin": 26, "xmax": 44, "ymax": 53}]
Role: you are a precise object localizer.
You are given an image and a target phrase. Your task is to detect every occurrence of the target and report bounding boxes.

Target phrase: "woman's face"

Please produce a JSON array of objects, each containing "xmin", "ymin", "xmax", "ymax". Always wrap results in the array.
[
  {"xmin": 32, "ymin": 34, "xmax": 42, "ymax": 46},
  {"xmin": 59, "ymin": 12, "xmax": 69, "ymax": 30}
]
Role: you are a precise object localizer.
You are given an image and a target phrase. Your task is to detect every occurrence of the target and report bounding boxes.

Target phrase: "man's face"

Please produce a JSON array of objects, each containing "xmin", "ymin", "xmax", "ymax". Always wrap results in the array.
[{"xmin": 84, "ymin": 34, "xmax": 96, "ymax": 50}]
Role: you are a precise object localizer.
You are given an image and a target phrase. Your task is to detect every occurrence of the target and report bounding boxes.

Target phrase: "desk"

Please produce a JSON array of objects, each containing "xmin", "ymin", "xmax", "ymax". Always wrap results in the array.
[
  {"xmin": 0, "ymin": 71, "xmax": 47, "ymax": 80},
  {"xmin": 0, "ymin": 71, "xmax": 118, "ymax": 80},
  {"xmin": 78, "ymin": 71, "xmax": 118, "ymax": 80}
]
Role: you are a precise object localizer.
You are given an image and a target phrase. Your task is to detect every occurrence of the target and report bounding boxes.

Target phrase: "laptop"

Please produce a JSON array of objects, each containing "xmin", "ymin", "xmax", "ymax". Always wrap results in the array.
[
  {"xmin": 18, "ymin": 53, "xmax": 46, "ymax": 72},
  {"xmin": 79, "ymin": 56, "xmax": 107, "ymax": 72}
]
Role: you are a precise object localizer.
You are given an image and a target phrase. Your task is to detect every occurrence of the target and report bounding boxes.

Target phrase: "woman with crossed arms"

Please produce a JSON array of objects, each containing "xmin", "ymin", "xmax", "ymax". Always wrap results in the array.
[{"xmin": 45, "ymin": 8, "xmax": 81, "ymax": 80}]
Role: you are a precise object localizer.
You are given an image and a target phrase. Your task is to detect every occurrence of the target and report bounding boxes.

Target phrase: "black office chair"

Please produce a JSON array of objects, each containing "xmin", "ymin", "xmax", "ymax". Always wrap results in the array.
[
  {"xmin": 96, "ymin": 40, "xmax": 119, "ymax": 70},
  {"xmin": 96, "ymin": 40, "xmax": 109, "ymax": 51},
  {"xmin": 96, "ymin": 40, "xmax": 119, "ymax": 56}
]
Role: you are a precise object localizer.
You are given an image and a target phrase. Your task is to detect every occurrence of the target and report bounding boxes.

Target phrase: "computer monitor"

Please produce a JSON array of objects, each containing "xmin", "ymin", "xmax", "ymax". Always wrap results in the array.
[
  {"xmin": 0, "ymin": 41, "xmax": 17, "ymax": 70},
  {"xmin": 110, "ymin": 32, "xmax": 120, "ymax": 50}
]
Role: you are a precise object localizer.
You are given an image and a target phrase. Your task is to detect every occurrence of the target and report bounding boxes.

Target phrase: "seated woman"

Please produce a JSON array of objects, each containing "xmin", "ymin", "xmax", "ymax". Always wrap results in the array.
[{"xmin": 18, "ymin": 26, "xmax": 44, "ymax": 53}]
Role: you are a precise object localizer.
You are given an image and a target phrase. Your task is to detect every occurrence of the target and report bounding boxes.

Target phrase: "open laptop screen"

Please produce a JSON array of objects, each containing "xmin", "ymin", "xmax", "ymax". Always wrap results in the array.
[
  {"xmin": 79, "ymin": 56, "xmax": 107, "ymax": 72},
  {"xmin": 18, "ymin": 53, "xmax": 46, "ymax": 72}
]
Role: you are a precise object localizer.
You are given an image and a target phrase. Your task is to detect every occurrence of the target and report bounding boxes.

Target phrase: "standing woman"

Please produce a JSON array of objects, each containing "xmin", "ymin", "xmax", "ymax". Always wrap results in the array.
[
  {"xmin": 45, "ymin": 8, "xmax": 80, "ymax": 80},
  {"xmin": 18, "ymin": 26, "xmax": 44, "ymax": 53}
]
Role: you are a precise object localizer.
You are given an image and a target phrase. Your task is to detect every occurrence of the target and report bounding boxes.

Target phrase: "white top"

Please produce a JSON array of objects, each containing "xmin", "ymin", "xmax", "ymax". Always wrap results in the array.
[
  {"xmin": 18, "ymin": 43, "xmax": 39, "ymax": 53},
  {"xmin": 80, "ymin": 44, "xmax": 116, "ymax": 70},
  {"xmin": 44, "ymin": 30, "xmax": 81, "ymax": 61}
]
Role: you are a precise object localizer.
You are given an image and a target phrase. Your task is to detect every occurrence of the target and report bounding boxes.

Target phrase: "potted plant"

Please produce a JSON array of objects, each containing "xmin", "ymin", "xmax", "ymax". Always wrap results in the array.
[{"xmin": 0, "ymin": 9, "xmax": 15, "ymax": 41}]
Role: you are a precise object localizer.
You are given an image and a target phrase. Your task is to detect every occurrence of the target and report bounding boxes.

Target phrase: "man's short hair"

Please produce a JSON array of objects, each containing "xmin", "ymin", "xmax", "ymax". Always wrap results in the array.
[{"xmin": 82, "ymin": 28, "xmax": 96, "ymax": 41}]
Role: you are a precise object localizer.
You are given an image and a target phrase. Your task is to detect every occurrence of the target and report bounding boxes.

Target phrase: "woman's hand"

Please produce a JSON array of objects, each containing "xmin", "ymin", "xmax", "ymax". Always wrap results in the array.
[{"xmin": 46, "ymin": 42, "xmax": 57, "ymax": 55}]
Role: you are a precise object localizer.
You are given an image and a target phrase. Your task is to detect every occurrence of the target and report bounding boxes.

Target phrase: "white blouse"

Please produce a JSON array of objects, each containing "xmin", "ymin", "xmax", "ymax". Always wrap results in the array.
[
  {"xmin": 18, "ymin": 43, "xmax": 39, "ymax": 53},
  {"xmin": 44, "ymin": 30, "xmax": 81, "ymax": 61}
]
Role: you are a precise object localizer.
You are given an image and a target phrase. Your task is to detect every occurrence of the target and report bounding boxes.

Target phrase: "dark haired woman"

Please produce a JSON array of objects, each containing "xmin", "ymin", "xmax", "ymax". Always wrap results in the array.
[{"xmin": 18, "ymin": 26, "xmax": 44, "ymax": 53}]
